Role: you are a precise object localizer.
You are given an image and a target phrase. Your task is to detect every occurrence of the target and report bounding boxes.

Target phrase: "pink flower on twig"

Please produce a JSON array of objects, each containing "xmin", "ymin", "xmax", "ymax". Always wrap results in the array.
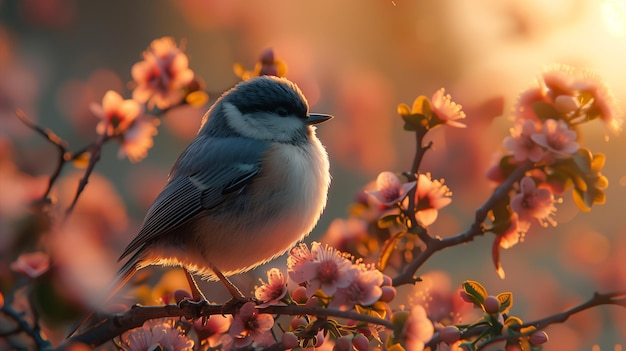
[
  {"xmin": 10, "ymin": 252, "xmax": 50, "ymax": 279},
  {"xmin": 367, "ymin": 171, "xmax": 416, "ymax": 206},
  {"xmin": 123, "ymin": 319, "xmax": 194, "ymax": 351},
  {"xmin": 229, "ymin": 302, "xmax": 274, "ymax": 348},
  {"xmin": 411, "ymin": 173, "xmax": 452, "ymax": 227},
  {"xmin": 530, "ymin": 119, "xmax": 579, "ymax": 164},
  {"xmin": 255, "ymin": 268, "xmax": 288, "ymax": 307},
  {"xmin": 510, "ymin": 176, "xmax": 558, "ymax": 232},
  {"xmin": 431, "ymin": 88, "xmax": 466, "ymax": 128},
  {"xmin": 132, "ymin": 37, "xmax": 194, "ymax": 110},
  {"xmin": 90, "ymin": 90, "xmax": 142, "ymax": 136}
]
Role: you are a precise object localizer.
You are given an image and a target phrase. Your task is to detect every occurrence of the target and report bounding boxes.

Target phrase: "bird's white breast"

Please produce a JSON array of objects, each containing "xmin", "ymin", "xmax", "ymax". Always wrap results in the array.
[{"xmin": 178, "ymin": 133, "xmax": 331, "ymax": 278}]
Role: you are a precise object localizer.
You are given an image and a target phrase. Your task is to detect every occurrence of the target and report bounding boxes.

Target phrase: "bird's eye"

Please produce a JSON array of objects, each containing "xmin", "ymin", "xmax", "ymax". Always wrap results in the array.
[{"xmin": 275, "ymin": 107, "xmax": 289, "ymax": 117}]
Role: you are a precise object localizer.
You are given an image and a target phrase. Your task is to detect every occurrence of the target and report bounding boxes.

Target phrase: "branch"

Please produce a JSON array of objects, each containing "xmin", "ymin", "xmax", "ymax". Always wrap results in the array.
[
  {"xmin": 1, "ymin": 305, "xmax": 52, "ymax": 351},
  {"xmin": 410, "ymin": 127, "xmax": 432, "ymax": 174},
  {"xmin": 16, "ymin": 110, "xmax": 70, "ymax": 201},
  {"xmin": 393, "ymin": 161, "xmax": 535, "ymax": 286},
  {"xmin": 520, "ymin": 291, "xmax": 626, "ymax": 330},
  {"xmin": 59, "ymin": 302, "xmax": 393, "ymax": 349},
  {"xmin": 430, "ymin": 291, "xmax": 626, "ymax": 350},
  {"xmin": 63, "ymin": 133, "xmax": 109, "ymax": 219}
]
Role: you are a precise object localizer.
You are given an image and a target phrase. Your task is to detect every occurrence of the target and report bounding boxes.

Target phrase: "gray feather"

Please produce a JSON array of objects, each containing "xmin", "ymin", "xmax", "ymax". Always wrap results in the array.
[{"xmin": 118, "ymin": 137, "xmax": 270, "ymax": 261}]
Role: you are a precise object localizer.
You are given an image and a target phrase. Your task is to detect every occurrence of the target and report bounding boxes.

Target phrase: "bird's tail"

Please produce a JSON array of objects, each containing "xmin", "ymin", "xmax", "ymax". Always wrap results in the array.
[{"xmin": 65, "ymin": 250, "xmax": 143, "ymax": 338}]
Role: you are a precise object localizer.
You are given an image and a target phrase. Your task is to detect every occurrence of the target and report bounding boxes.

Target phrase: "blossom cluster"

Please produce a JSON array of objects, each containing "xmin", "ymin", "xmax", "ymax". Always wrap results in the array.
[
  {"xmin": 90, "ymin": 37, "xmax": 207, "ymax": 163},
  {"xmin": 486, "ymin": 64, "xmax": 620, "ymax": 278}
]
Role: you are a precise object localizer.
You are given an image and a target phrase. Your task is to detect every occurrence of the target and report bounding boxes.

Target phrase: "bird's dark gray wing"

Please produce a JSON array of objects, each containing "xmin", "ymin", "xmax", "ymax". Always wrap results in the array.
[{"xmin": 118, "ymin": 137, "xmax": 270, "ymax": 261}]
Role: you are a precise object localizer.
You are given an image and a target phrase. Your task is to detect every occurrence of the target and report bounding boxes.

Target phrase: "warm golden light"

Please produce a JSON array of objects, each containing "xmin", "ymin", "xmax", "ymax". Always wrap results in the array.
[{"xmin": 603, "ymin": 0, "xmax": 626, "ymax": 37}]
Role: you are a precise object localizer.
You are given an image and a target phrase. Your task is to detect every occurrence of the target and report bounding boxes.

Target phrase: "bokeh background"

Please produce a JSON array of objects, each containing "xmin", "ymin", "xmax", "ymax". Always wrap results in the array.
[{"xmin": 1, "ymin": 0, "xmax": 626, "ymax": 349}]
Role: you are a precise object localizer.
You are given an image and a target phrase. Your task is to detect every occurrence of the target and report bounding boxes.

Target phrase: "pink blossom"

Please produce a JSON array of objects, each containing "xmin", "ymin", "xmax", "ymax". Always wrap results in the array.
[
  {"xmin": 498, "ymin": 212, "xmax": 522, "ymax": 250},
  {"xmin": 404, "ymin": 306, "xmax": 434, "ymax": 351},
  {"xmin": 410, "ymin": 173, "xmax": 452, "ymax": 227},
  {"xmin": 572, "ymin": 71, "xmax": 622, "ymax": 134},
  {"xmin": 321, "ymin": 217, "xmax": 369, "ymax": 254},
  {"xmin": 502, "ymin": 120, "xmax": 544, "ymax": 162},
  {"xmin": 118, "ymin": 116, "xmax": 159, "ymax": 163},
  {"xmin": 330, "ymin": 267, "xmax": 384, "ymax": 310},
  {"xmin": 431, "ymin": 88, "xmax": 466, "ymax": 128},
  {"xmin": 255, "ymin": 268, "xmax": 288, "ymax": 307},
  {"xmin": 515, "ymin": 65, "xmax": 622, "ymax": 134},
  {"xmin": 229, "ymin": 302, "xmax": 274, "ymax": 348},
  {"xmin": 132, "ymin": 37, "xmax": 194, "ymax": 110},
  {"xmin": 122, "ymin": 319, "xmax": 194, "ymax": 351},
  {"xmin": 296, "ymin": 242, "xmax": 359, "ymax": 297},
  {"xmin": 193, "ymin": 314, "xmax": 231, "ymax": 347},
  {"xmin": 510, "ymin": 177, "xmax": 558, "ymax": 232},
  {"xmin": 10, "ymin": 252, "xmax": 50, "ymax": 279},
  {"xmin": 287, "ymin": 242, "xmax": 314, "ymax": 284},
  {"xmin": 90, "ymin": 90, "xmax": 142, "ymax": 136},
  {"xmin": 530, "ymin": 119, "xmax": 578, "ymax": 163},
  {"xmin": 367, "ymin": 171, "xmax": 416, "ymax": 206}
]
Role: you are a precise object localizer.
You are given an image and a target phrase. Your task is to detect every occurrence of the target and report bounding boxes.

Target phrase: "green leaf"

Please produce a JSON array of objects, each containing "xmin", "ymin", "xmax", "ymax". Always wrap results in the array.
[
  {"xmin": 378, "ymin": 214, "xmax": 400, "ymax": 229},
  {"xmin": 401, "ymin": 113, "xmax": 428, "ymax": 131},
  {"xmin": 378, "ymin": 231, "xmax": 406, "ymax": 271},
  {"xmin": 462, "ymin": 280, "xmax": 487, "ymax": 306},
  {"xmin": 532, "ymin": 101, "xmax": 561, "ymax": 121},
  {"xmin": 496, "ymin": 292, "xmax": 513, "ymax": 314}
]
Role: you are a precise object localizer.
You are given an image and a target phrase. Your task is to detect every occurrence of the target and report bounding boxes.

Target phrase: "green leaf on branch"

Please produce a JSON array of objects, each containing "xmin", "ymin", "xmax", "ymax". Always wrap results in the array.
[
  {"xmin": 570, "ymin": 148, "xmax": 608, "ymax": 211},
  {"xmin": 462, "ymin": 280, "xmax": 487, "ymax": 307},
  {"xmin": 378, "ymin": 231, "xmax": 406, "ymax": 271},
  {"xmin": 532, "ymin": 101, "xmax": 561, "ymax": 121},
  {"xmin": 547, "ymin": 148, "xmax": 608, "ymax": 212},
  {"xmin": 377, "ymin": 214, "xmax": 400, "ymax": 229},
  {"xmin": 398, "ymin": 96, "xmax": 432, "ymax": 131},
  {"xmin": 497, "ymin": 292, "xmax": 513, "ymax": 314}
]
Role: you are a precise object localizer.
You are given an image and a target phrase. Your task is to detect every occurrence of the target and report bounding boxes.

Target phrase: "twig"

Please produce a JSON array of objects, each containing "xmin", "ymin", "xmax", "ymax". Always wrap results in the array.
[
  {"xmin": 410, "ymin": 127, "xmax": 432, "ymax": 174},
  {"xmin": 392, "ymin": 161, "xmax": 535, "ymax": 286},
  {"xmin": 64, "ymin": 132, "xmax": 109, "ymax": 219},
  {"xmin": 520, "ymin": 291, "xmax": 626, "ymax": 330},
  {"xmin": 59, "ymin": 302, "xmax": 393, "ymax": 349},
  {"xmin": 0, "ymin": 305, "xmax": 53, "ymax": 351},
  {"xmin": 15, "ymin": 110, "xmax": 70, "ymax": 201},
  {"xmin": 473, "ymin": 291, "xmax": 626, "ymax": 350}
]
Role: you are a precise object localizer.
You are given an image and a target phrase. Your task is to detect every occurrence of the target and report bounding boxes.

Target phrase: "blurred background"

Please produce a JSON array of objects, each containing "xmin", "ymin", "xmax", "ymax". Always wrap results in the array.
[{"xmin": 1, "ymin": 0, "xmax": 626, "ymax": 349}]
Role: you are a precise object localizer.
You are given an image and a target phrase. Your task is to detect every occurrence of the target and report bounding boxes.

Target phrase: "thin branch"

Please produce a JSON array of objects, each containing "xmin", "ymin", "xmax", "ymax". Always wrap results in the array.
[
  {"xmin": 520, "ymin": 291, "xmax": 626, "ymax": 330},
  {"xmin": 59, "ymin": 302, "xmax": 393, "ymax": 349},
  {"xmin": 472, "ymin": 291, "xmax": 626, "ymax": 350},
  {"xmin": 1, "ymin": 305, "xmax": 53, "ymax": 351},
  {"xmin": 16, "ymin": 110, "xmax": 70, "ymax": 200},
  {"xmin": 410, "ymin": 127, "xmax": 432, "ymax": 174},
  {"xmin": 64, "ymin": 133, "xmax": 109, "ymax": 219},
  {"xmin": 393, "ymin": 161, "xmax": 535, "ymax": 286}
]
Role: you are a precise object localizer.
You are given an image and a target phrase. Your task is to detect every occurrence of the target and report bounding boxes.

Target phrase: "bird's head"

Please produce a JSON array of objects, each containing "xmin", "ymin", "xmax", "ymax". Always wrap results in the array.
[{"xmin": 200, "ymin": 76, "xmax": 332, "ymax": 144}]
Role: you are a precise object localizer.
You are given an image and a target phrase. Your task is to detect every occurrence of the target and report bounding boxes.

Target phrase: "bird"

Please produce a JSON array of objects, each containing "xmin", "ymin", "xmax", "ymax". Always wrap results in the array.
[{"xmin": 69, "ymin": 75, "xmax": 332, "ymax": 336}]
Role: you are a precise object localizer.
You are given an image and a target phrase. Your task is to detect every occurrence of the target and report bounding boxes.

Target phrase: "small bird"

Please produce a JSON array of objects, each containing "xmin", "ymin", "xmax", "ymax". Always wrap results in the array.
[
  {"xmin": 66, "ymin": 76, "xmax": 331, "ymax": 339},
  {"xmin": 113, "ymin": 75, "xmax": 332, "ymax": 302}
]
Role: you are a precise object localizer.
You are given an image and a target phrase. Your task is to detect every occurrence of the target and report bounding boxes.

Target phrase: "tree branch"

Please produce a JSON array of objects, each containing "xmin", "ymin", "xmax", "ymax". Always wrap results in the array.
[
  {"xmin": 393, "ymin": 161, "xmax": 535, "ymax": 286},
  {"xmin": 59, "ymin": 302, "xmax": 393, "ymax": 349},
  {"xmin": 16, "ymin": 110, "xmax": 70, "ymax": 201}
]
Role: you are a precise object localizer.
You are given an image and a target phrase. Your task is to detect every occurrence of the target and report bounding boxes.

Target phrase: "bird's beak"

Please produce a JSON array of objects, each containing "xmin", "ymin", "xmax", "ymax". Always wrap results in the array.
[{"xmin": 306, "ymin": 113, "xmax": 333, "ymax": 125}]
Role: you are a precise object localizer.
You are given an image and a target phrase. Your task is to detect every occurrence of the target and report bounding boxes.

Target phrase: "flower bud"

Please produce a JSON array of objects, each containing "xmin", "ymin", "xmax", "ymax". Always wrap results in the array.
[
  {"xmin": 282, "ymin": 332, "xmax": 299, "ymax": 349},
  {"xmin": 380, "ymin": 286, "xmax": 397, "ymax": 302},
  {"xmin": 529, "ymin": 330, "xmax": 549, "ymax": 345},
  {"xmin": 439, "ymin": 325, "xmax": 461, "ymax": 344},
  {"xmin": 334, "ymin": 335, "xmax": 353, "ymax": 351},
  {"xmin": 352, "ymin": 333, "xmax": 369, "ymax": 351},
  {"xmin": 305, "ymin": 296, "xmax": 320, "ymax": 308},
  {"xmin": 290, "ymin": 316, "xmax": 308, "ymax": 330},
  {"xmin": 291, "ymin": 286, "xmax": 308, "ymax": 304},
  {"xmin": 483, "ymin": 295, "xmax": 500, "ymax": 314}
]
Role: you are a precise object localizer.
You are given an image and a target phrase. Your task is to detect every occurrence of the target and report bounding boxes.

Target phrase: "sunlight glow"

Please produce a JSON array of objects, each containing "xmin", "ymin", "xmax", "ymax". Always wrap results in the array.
[{"xmin": 603, "ymin": 0, "xmax": 626, "ymax": 37}]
